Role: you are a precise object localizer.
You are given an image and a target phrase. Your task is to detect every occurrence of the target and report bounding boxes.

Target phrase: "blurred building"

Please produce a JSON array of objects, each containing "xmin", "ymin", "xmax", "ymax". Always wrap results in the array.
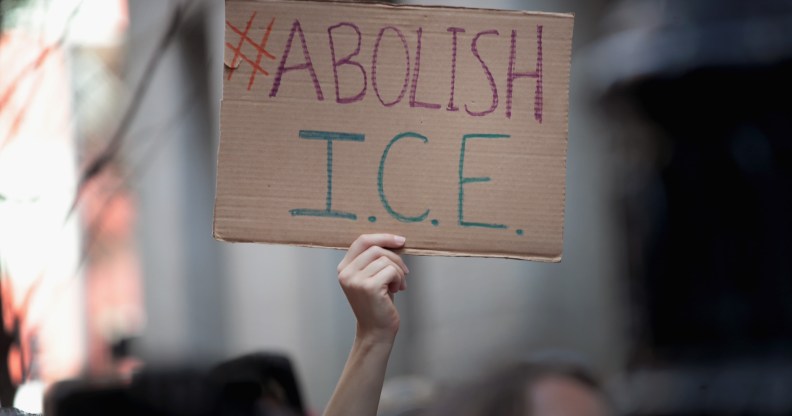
[
  {"xmin": 1, "ymin": 0, "xmax": 133, "ymax": 411},
  {"xmin": 591, "ymin": 0, "xmax": 792, "ymax": 413}
]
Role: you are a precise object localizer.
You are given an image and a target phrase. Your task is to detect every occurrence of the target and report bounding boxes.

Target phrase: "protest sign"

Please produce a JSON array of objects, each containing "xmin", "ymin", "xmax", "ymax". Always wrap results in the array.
[{"xmin": 215, "ymin": 0, "xmax": 574, "ymax": 261}]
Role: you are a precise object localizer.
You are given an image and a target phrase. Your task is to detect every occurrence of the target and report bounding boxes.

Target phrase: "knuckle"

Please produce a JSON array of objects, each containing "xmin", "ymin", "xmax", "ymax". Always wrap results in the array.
[
  {"xmin": 338, "ymin": 268, "xmax": 352, "ymax": 283},
  {"xmin": 365, "ymin": 245, "xmax": 381, "ymax": 257},
  {"xmin": 381, "ymin": 257, "xmax": 396, "ymax": 269},
  {"xmin": 361, "ymin": 234, "xmax": 375, "ymax": 246},
  {"xmin": 396, "ymin": 268, "xmax": 405, "ymax": 280},
  {"xmin": 384, "ymin": 263, "xmax": 399, "ymax": 276}
]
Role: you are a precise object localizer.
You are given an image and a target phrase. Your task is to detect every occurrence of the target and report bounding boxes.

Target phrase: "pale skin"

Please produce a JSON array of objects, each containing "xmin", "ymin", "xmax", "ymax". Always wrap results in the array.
[
  {"xmin": 324, "ymin": 234, "xmax": 409, "ymax": 416},
  {"xmin": 324, "ymin": 234, "xmax": 608, "ymax": 416}
]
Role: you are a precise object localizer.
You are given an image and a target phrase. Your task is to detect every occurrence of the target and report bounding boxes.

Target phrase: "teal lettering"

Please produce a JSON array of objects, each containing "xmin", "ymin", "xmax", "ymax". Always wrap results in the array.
[
  {"xmin": 458, "ymin": 133, "xmax": 510, "ymax": 228},
  {"xmin": 290, "ymin": 130, "xmax": 364, "ymax": 220},
  {"xmin": 378, "ymin": 132, "xmax": 430, "ymax": 223}
]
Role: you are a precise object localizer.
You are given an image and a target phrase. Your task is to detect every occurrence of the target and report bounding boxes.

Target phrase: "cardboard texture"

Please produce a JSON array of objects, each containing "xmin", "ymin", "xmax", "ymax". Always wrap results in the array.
[{"xmin": 215, "ymin": 0, "xmax": 574, "ymax": 261}]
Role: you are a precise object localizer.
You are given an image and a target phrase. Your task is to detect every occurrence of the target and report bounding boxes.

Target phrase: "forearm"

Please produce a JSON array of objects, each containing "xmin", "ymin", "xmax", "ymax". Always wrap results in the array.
[
  {"xmin": 328, "ymin": 234, "xmax": 407, "ymax": 416},
  {"xmin": 324, "ymin": 332, "xmax": 395, "ymax": 416}
]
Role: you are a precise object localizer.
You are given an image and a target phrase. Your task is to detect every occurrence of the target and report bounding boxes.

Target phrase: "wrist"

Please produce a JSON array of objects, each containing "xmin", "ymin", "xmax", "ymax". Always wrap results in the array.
[{"xmin": 354, "ymin": 325, "xmax": 397, "ymax": 349}]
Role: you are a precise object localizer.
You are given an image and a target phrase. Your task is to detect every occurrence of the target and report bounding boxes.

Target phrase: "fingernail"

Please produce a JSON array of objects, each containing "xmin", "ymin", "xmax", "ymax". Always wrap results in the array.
[
  {"xmin": 405, "ymin": 264, "xmax": 411, "ymax": 274},
  {"xmin": 394, "ymin": 235, "xmax": 406, "ymax": 245}
]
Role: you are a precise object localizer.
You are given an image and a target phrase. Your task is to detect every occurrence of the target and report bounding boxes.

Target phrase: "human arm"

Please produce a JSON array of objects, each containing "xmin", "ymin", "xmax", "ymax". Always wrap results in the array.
[{"xmin": 323, "ymin": 234, "xmax": 410, "ymax": 416}]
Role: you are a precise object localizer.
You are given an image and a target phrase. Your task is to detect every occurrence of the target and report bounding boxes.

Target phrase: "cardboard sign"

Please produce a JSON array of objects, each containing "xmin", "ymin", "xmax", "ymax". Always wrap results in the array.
[{"xmin": 215, "ymin": 0, "xmax": 573, "ymax": 261}]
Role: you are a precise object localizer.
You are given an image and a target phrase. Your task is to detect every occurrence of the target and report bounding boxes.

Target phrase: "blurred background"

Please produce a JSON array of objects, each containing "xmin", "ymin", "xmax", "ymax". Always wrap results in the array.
[{"xmin": 1, "ymin": 0, "xmax": 791, "ymax": 414}]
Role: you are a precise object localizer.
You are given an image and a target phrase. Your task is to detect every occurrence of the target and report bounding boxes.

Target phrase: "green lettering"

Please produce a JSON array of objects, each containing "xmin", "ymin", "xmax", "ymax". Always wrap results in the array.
[
  {"xmin": 378, "ymin": 132, "xmax": 430, "ymax": 223},
  {"xmin": 458, "ymin": 133, "xmax": 510, "ymax": 228},
  {"xmin": 290, "ymin": 130, "xmax": 364, "ymax": 220}
]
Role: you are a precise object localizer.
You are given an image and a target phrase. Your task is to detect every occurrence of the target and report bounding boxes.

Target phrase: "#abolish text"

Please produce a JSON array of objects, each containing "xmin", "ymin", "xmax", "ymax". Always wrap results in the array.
[{"xmin": 230, "ymin": 17, "xmax": 545, "ymax": 122}]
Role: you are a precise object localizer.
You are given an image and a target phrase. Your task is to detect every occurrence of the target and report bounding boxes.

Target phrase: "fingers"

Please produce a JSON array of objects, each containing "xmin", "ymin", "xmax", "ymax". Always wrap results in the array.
[
  {"xmin": 338, "ymin": 234, "xmax": 409, "ymax": 295},
  {"xmin": 361, "ymin": 256, "xmax": 406, "ymax": 293},
  {"xmin": 338, "ymin": 234, "xmax": 406, "ymax": 273},
  {"xmin": 349, "ymin": 245, "xmax": 410, "ymax": 276}
]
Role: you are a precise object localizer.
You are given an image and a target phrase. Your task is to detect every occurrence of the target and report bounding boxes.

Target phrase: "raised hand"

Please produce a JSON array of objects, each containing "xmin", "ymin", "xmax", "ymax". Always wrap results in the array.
[
  {"xmin": 325, "ymin": 234, "xmax": 410, "ymax": 416},
  {"xmin": 336, "ymin": 234, "xmax": 409, "ymax": 343}
]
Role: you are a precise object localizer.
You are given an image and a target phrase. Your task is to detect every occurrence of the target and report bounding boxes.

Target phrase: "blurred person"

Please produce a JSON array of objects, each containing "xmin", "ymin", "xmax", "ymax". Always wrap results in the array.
[
  {"xmin": 45, "ymin": 352, "xmax": 306, "ymax": 416},
  {"xmin": 325, "ymin": 234, "xmax": 610, "ymax": 416},
  {"xmin": 424, "ymin": 358, "xmax": 609, "ymax": 416}
]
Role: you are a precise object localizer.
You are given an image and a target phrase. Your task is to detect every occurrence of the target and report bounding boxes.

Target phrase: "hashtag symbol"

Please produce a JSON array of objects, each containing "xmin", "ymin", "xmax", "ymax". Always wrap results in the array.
[{"xmin": 225, "ymin": 13, "xmax": 276, "ymax": 91}]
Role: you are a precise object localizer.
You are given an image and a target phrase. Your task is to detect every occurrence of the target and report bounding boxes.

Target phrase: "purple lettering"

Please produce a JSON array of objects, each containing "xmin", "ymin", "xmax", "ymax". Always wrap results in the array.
[
  {"xmin": 465, "ymin": 30, "xmax": 499, "ymax": 117},
  {"xmin": 409, "ymin": 28, "xmax": 440, "ymax": 109},
  {"xmin": 328, "ymin": 23, "xmax": 366, "ymax": 104},
  {"xmin": 446, "ymin": 27, "xmax": 465, "ymax": 112},
  {"xmin": 506, "ymin": 25, "xmax": 543, "ymax": 121},
  {"xmin": 371, "ymin": 26, "xmax": 410, "ymax": 107},
  {"xmin": 269, "ymin": 19, "xmax": 324, "ymax": 100}
]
